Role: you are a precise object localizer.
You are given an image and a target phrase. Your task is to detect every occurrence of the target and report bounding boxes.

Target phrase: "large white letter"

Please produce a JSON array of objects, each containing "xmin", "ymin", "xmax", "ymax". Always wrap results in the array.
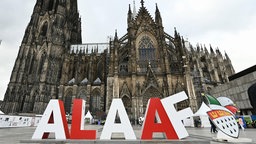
[
  {"xmin": 161, "ymin": 91, "xmax": 193, "ymax": 139},
  {"xmin": 32, "ymin": 100, "xmax": 69, "ymax": 139},
  {"xmin": 100, "ymin": 99, "xmax": 136, "ymax": 140}
]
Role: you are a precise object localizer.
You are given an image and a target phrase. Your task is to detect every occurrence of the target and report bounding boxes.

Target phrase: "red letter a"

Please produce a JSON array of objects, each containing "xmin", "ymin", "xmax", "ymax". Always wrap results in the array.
[
  {"xmin": 141, "ymin": 98, "xmax": 178, "ymax": 140},
  {"xmin": 70, "ymin": 99, "xmax": 96, "ymax": 139}
]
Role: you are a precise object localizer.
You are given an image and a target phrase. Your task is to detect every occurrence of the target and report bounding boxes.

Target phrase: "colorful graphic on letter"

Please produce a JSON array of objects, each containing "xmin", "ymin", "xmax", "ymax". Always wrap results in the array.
[
  {"xmin": 207, "ymin": 109, "xmax": 239, "ymax": 138},
  {"xmin": 204, "ymin": 94, "xmax": 239, "ymax": 139}
]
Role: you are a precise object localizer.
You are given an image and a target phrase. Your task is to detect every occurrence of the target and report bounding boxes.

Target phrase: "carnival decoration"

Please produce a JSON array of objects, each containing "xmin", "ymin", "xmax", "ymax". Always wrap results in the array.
[
  {"xmin": 204, "ymin": 94, "xmax": 239, "ymax": 138},
  {"xmin": 31, "ymin": 91, "xmax": 193, "ymax": 140}
]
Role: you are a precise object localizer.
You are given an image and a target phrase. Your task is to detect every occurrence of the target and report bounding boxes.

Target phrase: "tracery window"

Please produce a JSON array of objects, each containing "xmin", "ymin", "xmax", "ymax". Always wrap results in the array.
[
  {"xmin": 139, "ymin": 36, "xmax": 156, "ymax": 61},
  {"xmin": 40, "ymin": 22, "xmax": 48, "ymax": 37},
  {"xmin": 90, "ymin": 89, "xmax": 101, "ymax": 115},
  {"xmin": 38, "ymin": 52, "xmax": 46, "ymax": 75},
  {"xmin": 64, "ymin": 91, "xmax": 73, "ymax": 114}
]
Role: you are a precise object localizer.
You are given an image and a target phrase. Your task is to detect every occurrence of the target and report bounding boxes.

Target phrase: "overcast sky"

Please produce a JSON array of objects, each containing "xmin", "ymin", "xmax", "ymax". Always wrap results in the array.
[{"xmin": 0, "ymin": 0, "xmax": 256, "ymax": 100}]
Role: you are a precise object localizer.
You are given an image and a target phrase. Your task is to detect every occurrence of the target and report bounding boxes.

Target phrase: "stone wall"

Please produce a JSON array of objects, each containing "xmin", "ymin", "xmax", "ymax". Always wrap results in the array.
[{"xmin": 210, "ymin": 70, "xmax": 256, "ymax": 115}]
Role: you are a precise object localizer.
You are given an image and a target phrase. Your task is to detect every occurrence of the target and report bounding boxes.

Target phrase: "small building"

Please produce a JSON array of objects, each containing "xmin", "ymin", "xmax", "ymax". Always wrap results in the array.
[{"xmin": 210, "ymin": 65, "xmax": 256, "ymax": 115}]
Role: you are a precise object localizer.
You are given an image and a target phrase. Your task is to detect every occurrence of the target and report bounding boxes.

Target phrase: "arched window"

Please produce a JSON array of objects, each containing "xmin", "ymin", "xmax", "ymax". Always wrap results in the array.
[
  {"xmin": 40, "ymin": 22, "xmax": 48, "ymax": 37},
  {"xmin": 29, "ymin": 55, "xmax": 35, "ymax": 74},
  {"xmin": 139, "ymin": 36, "xmax": 156, "ymax": 61},
  {"xmin": 38, "ymin": 52, "xmax": 46, "ymax": 75},
  {"xmin": 64, "ymin": 91, "xmax": 73, "ymax": 114},
  {"xmin": 97, "ymin": 61, "xmax": 103, "ymax": 80},
  {"xmin": 38, "ymin": 22, "xmax": 48, "ymax": 43},
  {"xmin": 90, "ymin": 89, "xmax": 101, "ymax": 115}
]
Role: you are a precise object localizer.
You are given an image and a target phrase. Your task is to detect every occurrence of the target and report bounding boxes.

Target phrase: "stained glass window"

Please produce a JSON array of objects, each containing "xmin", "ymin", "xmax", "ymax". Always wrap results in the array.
[{"xmin": 139, "ymin": 36, "xmax": 156, "ymax": 61}]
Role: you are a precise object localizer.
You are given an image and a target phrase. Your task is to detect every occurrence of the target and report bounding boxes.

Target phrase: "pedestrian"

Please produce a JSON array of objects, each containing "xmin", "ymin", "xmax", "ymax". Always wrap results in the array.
[
  {"xmin": 238, "ymin": 117, "xmax": 245, "ymax": 131},
  {"xmin": 194, "ymin": 119, "xmax": 198, "ymax": 128},
  {"xmin": 209, "ymin": 118, "xmax": 217, "ymax": 133}
]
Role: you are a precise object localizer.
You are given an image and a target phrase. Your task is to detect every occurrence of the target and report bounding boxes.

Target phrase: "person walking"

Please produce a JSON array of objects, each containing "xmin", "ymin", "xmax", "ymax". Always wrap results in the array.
[
  {"xmin": 238, "ymin": 117, "xmax": 245, "ymax": 131},
  {"xmin": 209, "ymin": 118, "xmax": 217, "ymax": 133}
]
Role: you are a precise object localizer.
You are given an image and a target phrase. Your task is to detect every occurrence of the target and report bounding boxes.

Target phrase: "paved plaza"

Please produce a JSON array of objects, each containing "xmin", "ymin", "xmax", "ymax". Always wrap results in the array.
[{"xmin": 0, "ymin": 125, "xmax": 255, "ymax": 143}]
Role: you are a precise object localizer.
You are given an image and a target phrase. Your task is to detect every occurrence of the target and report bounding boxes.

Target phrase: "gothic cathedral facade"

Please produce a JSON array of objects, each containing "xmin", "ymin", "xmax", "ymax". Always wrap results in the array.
[{"xmin": 2, "ymin": 0, "xmax": 235, "ymax": 120}]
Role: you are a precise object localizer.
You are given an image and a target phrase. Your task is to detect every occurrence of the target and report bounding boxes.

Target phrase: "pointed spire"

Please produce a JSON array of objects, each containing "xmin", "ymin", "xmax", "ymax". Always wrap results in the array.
[
  {"xmin": 141, "ymin": 0, "xmax": 145, "ymax": 7},
  {"xmin": 182, "ymin": 37, "xmax": 185, "ymax": 45},
  {"xmin": 76, "ymin": 47, "xmax": 79, "ymax": 53},
  {"xmin": 190, "ymin": 44, "xmax": 195, "ymax": 53},
  {"xmin": 155, "ymin": 3, "xmax": 162, "ymax": 26},
  {"xmin": 216, "ymin": 47, "xmax": 222, "ymax": 56},
  {"xmin": 114, "ymin": 29, "xmax": 118, "ymax": 41},
  {"xmin": 210, "ymin": 44, "xmax": 214, "ymax": 53},
  {"xmin": 156, "ymin": 3, "xmax": 159, "ymax": 12},
  {"xmin": 174, "ymin": 27, "xmax": 178, "ymax": 38},
  {"xmin": 79, "ymin": 47, "xmax": 82, "ymax": 54},
  {"xmin": 133, "ymin": 0, "xmax": 137, "ymax": 18},
  {"xmin": 204, "ymin": 44, "xmax": 209, "ymax": 54},
  {"xmin": 128, "ymin": 4, "xmax": 133, "ymax": 27},
  {"xmin": 200, "ymin": 44, "xmax": 203, "ymax": 51},
  {"xmin": 71, "ymin": 47, "xmax": 75, "ymax": 54},
  {"xmin": 128, "ymin": 4, "xmax": 132, "ymax": 14},
  {"xmin": 145, "ymin": 61, "xmax": 159, "ymax": 87},
  {"xmin": 86, "ymin": 45, "xmax": 88, "ymax": 54},
  {"xmin": 83, "ymin": 47, "xmax": 85, "ymax": 54},
  {"xmin": 196, "ymin": 44, "xmax": 200, "ymax": 52},
  {"xmin": 225, "ymin": 51, "xmax": 230, "ymax": 60}
]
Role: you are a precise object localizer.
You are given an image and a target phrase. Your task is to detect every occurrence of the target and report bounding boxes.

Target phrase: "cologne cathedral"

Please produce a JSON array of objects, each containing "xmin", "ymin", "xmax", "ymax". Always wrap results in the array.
[{"xmin": 2, "ymin": 0, "xmax": 235, "ymax": 120}]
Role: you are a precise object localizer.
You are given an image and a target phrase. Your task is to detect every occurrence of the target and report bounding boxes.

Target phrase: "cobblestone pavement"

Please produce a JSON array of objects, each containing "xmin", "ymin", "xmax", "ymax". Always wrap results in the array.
[{"xmin": 0, "ymin": 125, "xmax": 255, "ymax": 143}]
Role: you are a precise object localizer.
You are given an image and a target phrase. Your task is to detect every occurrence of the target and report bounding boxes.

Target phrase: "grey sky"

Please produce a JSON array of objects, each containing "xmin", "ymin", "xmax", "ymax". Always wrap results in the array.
[{"xmin": 0, "ymin": 0, "xmax": 256, "ymax": 100}]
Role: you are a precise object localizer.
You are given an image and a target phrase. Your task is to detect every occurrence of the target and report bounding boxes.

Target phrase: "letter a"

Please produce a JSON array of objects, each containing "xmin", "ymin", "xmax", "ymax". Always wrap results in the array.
[
  {"xmin": 100, "ymin": 99, "xmax": 136, "ymax": 140},
  {"xmin": 70, "ymin": 99, "xmax": 96, "ymax": 139},
  {"xmin": 32, "ymin": 100, "xmax": 70, "ymax": 139},
  {"xmin": 141, "ymin": 98, "xmax": 178, "ymax": 140}
]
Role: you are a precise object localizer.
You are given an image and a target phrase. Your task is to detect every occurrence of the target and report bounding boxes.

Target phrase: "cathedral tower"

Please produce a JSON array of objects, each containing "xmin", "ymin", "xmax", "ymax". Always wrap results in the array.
[{"xmin": 2, "ymin": 0, "xmax": 81, "ymax": 114}]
